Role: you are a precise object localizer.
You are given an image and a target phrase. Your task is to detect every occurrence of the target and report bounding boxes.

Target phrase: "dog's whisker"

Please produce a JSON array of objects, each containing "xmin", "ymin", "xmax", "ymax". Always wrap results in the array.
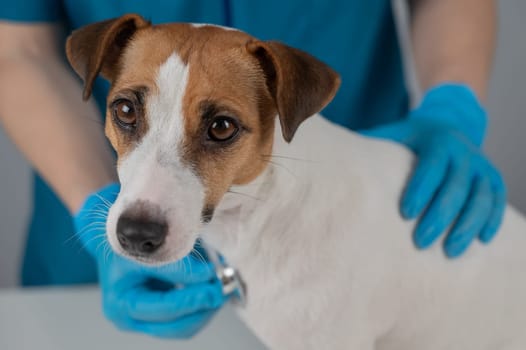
[
  {"xmin": 75, "ymin": 221, "xmax": 107, "ymax": 236},
  {"xmin": 101, "ymin": 244, "xmax": 108, "ymax": 265},
  {"xmin": 185, "ymin": 256, "xmax": 192, "ymax": 279},
  {"xmin": 185, "ymin": 256, "xmax": 192, "ymax": 277},
  {"xmin": 179, "ymin": 258, "xmax": 187, "ymax": 280},
  {"xmin": 93, "ymin": 197, "xmax": 113, "ymax": 211},
  {"xmin": 78, "ymin": 228, "xmax": 107, "ymax": 240},
  {"xmin": 78, "ymin": 215, "xmax": 108, "ymax": 223},
  {"xmin": 65, "ymin": 225, "xmax": 105, "ymax": 247},
  {"xmin": 84, "ymin": 232, "xmax": 107, "ymax": 247},
  {"xmin": 80, "ymin": 207, "xmax": 110, "ymax": 213},
  {"xmin": 95, "ymin": 235, "xmax": 109, "ymax": 252},
  {"xmin": 64, "ymin": 231, "xmax": 86, "ymax": 246},
  {"xmin": 97, "ymin": 240, "xmax": 108, "ymax": 263},
  {"xmin": 265, "ymin": 160, "xmax": 298, "ymax": 179},
  {"xmin": 227, "ymin": 189, "xmax": 262, "ymax": 201},
  {"xmin": 73, "ymin": 223, "xmax": 106, "ymax": 244},
  {"xmin": 104, "ymin": 243, "xmax": 113, "ymax": 263},
  {"xmin": 90, "ymin": 201, "xmax": 112, "ymax": 210},
  {"xmin": 186, "ymin": 255, "xmax": 194, "ymax": 278},
  {"xmin": 191, "ymin": 248, "xmax": 208, "ymax": 266},
  {"xmin": 84, "ymin": 213, "xmax": 110, "ymax": 220},
  {"xmin": 78, "ymin": 211, "xmax": 110, "ymax": 221},
  {"xmin": 260, "ymin": 153, "xmax": 314, "ymax": 163},
  {"xmin": 73, "ymin": 229, "xmax": 107, "ymax": 244},
  {"xmin": 81, "ymin": 208, "xmax": 110, "ymax": 215},
  {"xmin": 74, "ymin": 231, "xmax": 105, "ymax": 254},
  {"xmin": 92, "ymin": 194, "xmax": 113, "ymax": 209}
]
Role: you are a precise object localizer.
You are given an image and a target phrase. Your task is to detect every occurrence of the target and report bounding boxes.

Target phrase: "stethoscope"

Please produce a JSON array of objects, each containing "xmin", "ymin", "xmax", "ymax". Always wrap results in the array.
[{"xmin": 202, "ymin": 242, "xmax": 247, "ymax": 307}]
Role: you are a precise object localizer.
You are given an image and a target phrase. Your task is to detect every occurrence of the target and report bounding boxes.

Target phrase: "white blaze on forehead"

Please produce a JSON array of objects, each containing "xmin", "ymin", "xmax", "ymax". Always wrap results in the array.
[
  {"xmin": 118, "ymin": 51, "xmax": 190, "ymax": 185},
  {"xmin": 149, "ymin": 52, "xmax": 189, "ymax": 157},
  {"xmin": 106, "ymin": 51, "xmax": 206, "ymax": 262}
]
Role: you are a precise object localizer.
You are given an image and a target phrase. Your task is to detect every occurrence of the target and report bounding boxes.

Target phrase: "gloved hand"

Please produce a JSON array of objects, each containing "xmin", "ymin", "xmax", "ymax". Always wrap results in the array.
[
  {"xmin": 74, "ymin": 183, "xmax": 226, "ymax": 339},
  {"xmin": 363, "ymin": 84, "xmax": 506, "ymax": 258}
]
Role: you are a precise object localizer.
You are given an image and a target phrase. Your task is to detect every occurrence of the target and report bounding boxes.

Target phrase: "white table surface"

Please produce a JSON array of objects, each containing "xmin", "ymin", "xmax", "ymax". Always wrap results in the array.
[{"xmin": 0, "ymin": 287, "xmax": 266, "ymax": 350}]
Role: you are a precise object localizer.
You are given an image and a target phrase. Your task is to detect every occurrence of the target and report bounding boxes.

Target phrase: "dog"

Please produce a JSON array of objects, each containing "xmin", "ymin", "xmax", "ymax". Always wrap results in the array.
[{"xmin": 66, "ymin": 14, "xmax": 526, "ymax": 350}]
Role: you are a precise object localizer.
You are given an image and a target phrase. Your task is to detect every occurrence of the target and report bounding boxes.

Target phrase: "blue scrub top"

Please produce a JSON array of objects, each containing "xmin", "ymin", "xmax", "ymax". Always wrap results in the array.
[{"xmin": 1, "ymin": 0, "xmax": 408, "ymax": 286}]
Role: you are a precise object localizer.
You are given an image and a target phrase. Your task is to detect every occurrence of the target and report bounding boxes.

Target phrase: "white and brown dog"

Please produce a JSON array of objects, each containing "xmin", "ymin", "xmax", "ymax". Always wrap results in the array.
[{"xmin": 66, "ymin": 14, "xmax": 526, "ymax": 350}]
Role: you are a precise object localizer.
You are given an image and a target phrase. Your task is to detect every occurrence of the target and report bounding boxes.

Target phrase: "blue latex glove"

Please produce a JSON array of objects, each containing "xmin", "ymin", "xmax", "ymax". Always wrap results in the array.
[
  {"xmin": 74, "ymin": 183, "xmax": 226, "ymax": 339},
  {"xmin": 364, "ymin": 84, "xmax": 506, "ymax": 257}
]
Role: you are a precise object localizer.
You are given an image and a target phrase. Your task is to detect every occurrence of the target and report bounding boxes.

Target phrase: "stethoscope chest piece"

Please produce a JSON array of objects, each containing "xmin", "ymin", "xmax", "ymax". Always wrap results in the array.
[{"xmin": 216, "ymin": 265, "xmax": 247, "ymax": 307}]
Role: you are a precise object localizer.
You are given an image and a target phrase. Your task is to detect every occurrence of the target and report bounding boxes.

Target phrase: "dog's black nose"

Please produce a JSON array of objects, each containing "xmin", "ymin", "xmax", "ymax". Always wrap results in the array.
[{"xmin": 116, "ymin": 215, "xmax": 167, "ymax": 255}]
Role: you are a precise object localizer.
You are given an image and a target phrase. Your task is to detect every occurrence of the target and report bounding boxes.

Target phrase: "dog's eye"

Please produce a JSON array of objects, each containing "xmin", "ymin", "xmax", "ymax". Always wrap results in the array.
[
  {"xmin": 112, "ymin": 99, "xmax": 137, "ymax": 129},
  {"xmin": 208, "ymin": 117, "xmax": 239, "ymax": 142}
]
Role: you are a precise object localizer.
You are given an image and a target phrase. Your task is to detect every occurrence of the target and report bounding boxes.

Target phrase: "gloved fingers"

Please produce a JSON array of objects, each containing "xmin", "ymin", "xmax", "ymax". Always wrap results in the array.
[
  {"xmin": 131, "ymin": 309, "xmax": 217, "ymax": 339},
  {"xmin": 413, "ymin": 160, "xmax": 471, "ymax": 249},
  {"xmin": 124, "ymin": 280, "xmax": 224, "ymax": 322},
  {"xmin": 401, "ymin": 146, "xmax": 449, "ymax": 219},
  {"xmin": 102, "ymin": 278, "xmax": 222, "ymax": 328},
  {"xmin": 479, "ymin": 167, "xmax": 507, "ymax": 243},
  {"xmin": 443, "ymin": 175, "xmax": 493, "ymax": 258}
]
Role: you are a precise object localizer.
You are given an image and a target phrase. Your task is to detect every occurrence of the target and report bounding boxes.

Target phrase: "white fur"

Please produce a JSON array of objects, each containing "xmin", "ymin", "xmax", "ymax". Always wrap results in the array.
[
  {"xmin": 106, "ymin": 53, "xmax": 205, "ymax": 263},
  {"xmin": 201, "ymin": 115, "xmax": 526, "ymax": 350}
]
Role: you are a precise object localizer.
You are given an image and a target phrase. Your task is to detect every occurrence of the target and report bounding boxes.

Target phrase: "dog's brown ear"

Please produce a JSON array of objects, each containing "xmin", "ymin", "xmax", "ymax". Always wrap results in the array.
[
  {"xmin": 246, "ymin": 40, "xmax": 340, "ymax": 142},
  {"xmin": 66, "ymin": 14, "xmax": 150, "ymax": 100}
]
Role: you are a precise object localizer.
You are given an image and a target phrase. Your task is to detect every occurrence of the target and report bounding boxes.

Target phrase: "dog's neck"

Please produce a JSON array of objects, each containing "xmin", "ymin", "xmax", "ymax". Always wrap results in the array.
[{"xmin": 201, "ymin": 124, "xmax": 306, "ymax": 268}]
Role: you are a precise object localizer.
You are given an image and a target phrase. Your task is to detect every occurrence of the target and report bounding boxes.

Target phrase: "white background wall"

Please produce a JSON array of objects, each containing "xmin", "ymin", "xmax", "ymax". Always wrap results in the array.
[{"xmin": 0, "ymin": 1, "xmax": 525, "ymax": 287}]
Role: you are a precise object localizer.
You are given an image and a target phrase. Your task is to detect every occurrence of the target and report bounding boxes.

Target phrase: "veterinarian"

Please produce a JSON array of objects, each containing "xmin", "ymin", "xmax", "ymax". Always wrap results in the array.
[{"xmin": 0, "ymin": 0, "xmax": 505, "ymax": 339}]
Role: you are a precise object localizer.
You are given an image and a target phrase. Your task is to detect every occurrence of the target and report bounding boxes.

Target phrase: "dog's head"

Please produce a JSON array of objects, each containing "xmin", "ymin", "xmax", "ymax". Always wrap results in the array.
[{"xmin": 66, "ymin": 14, "xmax": 340, "ymax": 265}]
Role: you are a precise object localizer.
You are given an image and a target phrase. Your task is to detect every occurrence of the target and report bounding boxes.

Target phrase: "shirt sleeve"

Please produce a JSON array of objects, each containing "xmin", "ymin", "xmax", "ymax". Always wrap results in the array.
[{"xmin": 0, "ymin": 0, "xmax": 62, "ymax": 22}]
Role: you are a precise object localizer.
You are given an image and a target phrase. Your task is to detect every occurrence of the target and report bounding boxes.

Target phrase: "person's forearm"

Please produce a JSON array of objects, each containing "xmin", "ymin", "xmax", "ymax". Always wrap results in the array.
[
  {"xmin": 409, "ymin": 0, "xmax": 497, "ymax": 101},
  {"xmin": 0, "ymin": 24, "xmax": 116, "ymax": 213}
]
